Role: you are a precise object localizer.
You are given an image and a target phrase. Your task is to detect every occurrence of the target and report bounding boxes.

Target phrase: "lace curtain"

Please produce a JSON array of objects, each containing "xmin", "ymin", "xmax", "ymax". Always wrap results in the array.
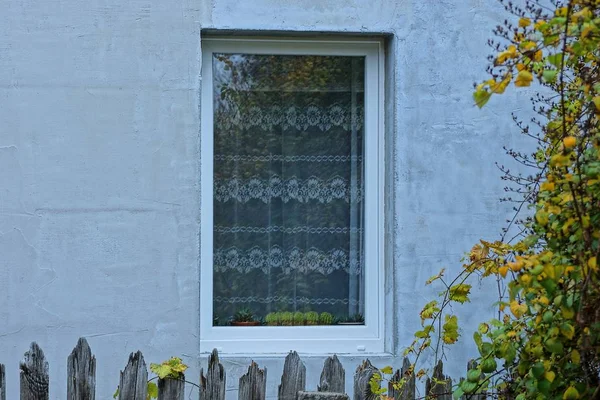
[{"xmin": 212, "ymin": 54, "xmax": 366, "ymax": 325}]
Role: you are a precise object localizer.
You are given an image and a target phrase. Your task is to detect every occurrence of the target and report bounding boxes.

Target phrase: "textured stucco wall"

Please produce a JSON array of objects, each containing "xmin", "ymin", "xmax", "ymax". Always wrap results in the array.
[{"xmin": 1, "ymin": 0, "xmax": 527, "ymax": 398}]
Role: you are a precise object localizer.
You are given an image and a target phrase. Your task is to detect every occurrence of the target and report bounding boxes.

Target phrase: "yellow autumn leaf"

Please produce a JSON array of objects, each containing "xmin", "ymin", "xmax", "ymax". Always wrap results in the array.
[
  {"xmin": 571, "ymin": 350, "xmax": 581, "ymax": 364},
  {"xmin": 563, "ymin": 386, "xmax": 579, "ymax": 400},
  {"xmin": 588, "ymin": 257, "xmax": 597, "ymax": 271},
  {"xmin": 490, "ymin": 73, "xmax": 512, "ymax": 94},
  {"xmin": 519, "ymin": 17, "xmax": 531, "ymax": 27},
  {"xmin": 572, "ymin": 7, "xmax": 592, "ymax": 21},
  {"xmin": 535, "ymin": 210, "xmax": 549, "ymax": 226},
  {"xmin": 496, "ymin": 45, "xmax": 518, "ymax": 64},
  {"xmin": 508, "ymin": 261, "xmax": 523, "ymax": 272},
  {"xmin": 541, "ymin": 181, "xmax": 555, "ymax": 191},
  {"xmin": 561, "ymin": 323, "xmax": 575, "ymax": 340},
  {"xmin": 563, "ymin": 136, "xmax": 576, "ymax": 148},
  {"xmin": 593, "ymin": 97, "xmax": 600, "ymax": 112},
  {"xmin": 545, "ymin": 370, "xmax": 556, "ymax": 383},
  {"xmin": 498, "ymin": 265, "xmax": 509, "ymax": 277},
  {"xmin": 581, "ymin": 26, "xmax": 593, "ymax": 39},
  {"xmin": 510, "ymin": 300, "xmax": 527, "ymax": 318},
  {"xmin": 544, "ymin": 264, "xmax": 556, "ymax": 280},
  {"xmin": 515, "ymin": 70, "xmax": 533, "ymax": 87},
  {"xmin": 562, "ymin": 306, "xmax": 575, "ymax": 319}
]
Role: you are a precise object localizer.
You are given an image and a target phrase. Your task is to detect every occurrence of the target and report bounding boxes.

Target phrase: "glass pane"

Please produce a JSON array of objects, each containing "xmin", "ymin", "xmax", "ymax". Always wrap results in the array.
[{"xmin": 212, "ymin": 53, "xmax": 365, "ymax": 327}]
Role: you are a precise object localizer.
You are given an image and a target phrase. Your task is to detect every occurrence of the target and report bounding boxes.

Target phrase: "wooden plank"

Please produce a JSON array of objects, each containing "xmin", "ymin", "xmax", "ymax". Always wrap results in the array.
[
  {"xmin": 199, "ymin": 349, "xmax": 225, "ymax": 400},
  {"xmin": 278, "ymin": 351, "xmax": 306, "ymax": 400},
  {"xmin": 388, "ymin": 358, "xmax": 415, "ymax": 400},
  {"xmin": 158, "ymin": 376, "xmax": 185, "ymax": 400},
  {"xmin": 20, "ymin": 342, "xmax": 49, "ymax": 400},
  {"xmin": 67, "ymin": 338, "xmax": 96, "ymax": 400},
  {"xmin": 298, "ymin": 391, "xmax": 349, "ymax": 400},
  {"xmin": 425, "ymin": 360, "xmax": 452, "ymax": 400},
  {"xmin": 118, "ymin": 351, "xmax": 148, "ymax": 400},
  {"xmin": 352, "ymin": 359, "xmax": 377, "ymax": 400},
  {"xmin": 318, "ymin": 355, "xmax": 345, "ymax": 393},
  {"xmin": 238, "ymin": 361, "xmax": 267, "ymax": 400},
  {"xmin": 0, "ymin": 363, "xmax": 5, "ymax": 400}
]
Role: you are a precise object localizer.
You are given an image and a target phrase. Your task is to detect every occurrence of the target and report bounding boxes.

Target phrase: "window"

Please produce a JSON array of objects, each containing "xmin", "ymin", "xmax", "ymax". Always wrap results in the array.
[{"xmin": 200, "ymin": 37, "xmax": 384, "ymax": 353}]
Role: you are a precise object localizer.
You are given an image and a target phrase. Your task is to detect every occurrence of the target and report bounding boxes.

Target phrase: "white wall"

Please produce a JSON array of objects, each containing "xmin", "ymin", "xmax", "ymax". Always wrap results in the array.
[{"xmin": 0, "ymin": 0, "xmax": 528, "ymax": 398}]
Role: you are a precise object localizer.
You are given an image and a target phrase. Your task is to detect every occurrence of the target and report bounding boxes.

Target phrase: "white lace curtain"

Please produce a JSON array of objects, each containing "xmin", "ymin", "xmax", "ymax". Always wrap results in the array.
[{"xmin": 212, "ymin": 54, "xmax": 365, "ymax": 324}]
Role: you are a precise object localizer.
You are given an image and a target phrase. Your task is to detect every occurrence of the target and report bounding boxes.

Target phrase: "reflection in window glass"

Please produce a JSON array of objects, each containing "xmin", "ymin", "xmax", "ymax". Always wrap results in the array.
[{"xmin": 212, "ymin": 54, "xmax": 365, "ymax": 326}]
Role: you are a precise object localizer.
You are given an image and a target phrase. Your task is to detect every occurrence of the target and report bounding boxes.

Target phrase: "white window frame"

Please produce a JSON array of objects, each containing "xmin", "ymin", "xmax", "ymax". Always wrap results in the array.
[{"xmin": 200, "ymin": 37, "xmax": 385, "ymax": 354}]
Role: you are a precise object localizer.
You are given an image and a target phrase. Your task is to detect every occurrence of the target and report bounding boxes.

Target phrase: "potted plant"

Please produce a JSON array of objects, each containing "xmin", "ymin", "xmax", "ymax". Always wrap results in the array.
[
  {"xmin": 304, "ymin": 311, "xmax": 319, "ymax": 326},
  {"xmin": 293, "ymin": 311, "xmax": 305, "ymax": 326},
  {"xmin": 338, "ymin": 314, "xmax": 364, "ymax": 325},
  {"xmin": 319, "ymin": 312, "xmax": 334, "ymax": 325},
  {"xmin": 265, "ymin": 312, "xmax": 280, "ymax": 326},
  {"xmin": 230, "ymin": 308, "xmax": 260, "ymax": 326},
  {"xmin": 280, "ymin": 311, "xmax": 293, "ymax": 326}
]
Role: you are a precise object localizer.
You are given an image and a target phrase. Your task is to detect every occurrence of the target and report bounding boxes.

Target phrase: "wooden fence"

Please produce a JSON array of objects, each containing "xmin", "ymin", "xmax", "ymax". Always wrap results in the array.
[{"xmin": 0, "ymin": 337, "xmax": 479, "ymax": 400}]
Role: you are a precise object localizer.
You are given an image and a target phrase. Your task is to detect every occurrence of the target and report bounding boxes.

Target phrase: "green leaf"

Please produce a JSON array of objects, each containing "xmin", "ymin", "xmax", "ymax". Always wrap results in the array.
[
  {"xmin": 426, "ymin": 268, "xmax": 445, "ymax": 285},
  {"xmin": 542, "ymin": 69, "xmax": 558, "ymax": 83},
  {"xmin": 449, "ymin": 284, "xmax": 472, "ymax": 303},
  {"xmin": 150, "ymin": 363, "xmax": 173, "ymax": 379},
  {"xmin": 545, "ymin": 338, "xmax": 564, "ymax": 354},
  {"xmin": 547, "ymin": 53, "xmax": 564, "ymax": 68},
  {"xmin": 531, "ymin": 362, "xmax": 545, "ymax": 379},
  {"xmin": 442, "ymin": 315, "xmax": 460, "ymax": 344},
  {"xmin": 147, "ymin": 382, "xmax": 158, "ymax": 400},
  {"xmin": 113, "ymin": 386, "xmax": 120, "ymax": 399},
  {"xmin": 381, "ymin": 366, "xmax": 393, "ymax": 375},
  {"xmin": 473, "ymin": 89, "xmax": 492, "ymax": 108},
  {"xmin": 453, "ymin": 387, "xmax": 465, "ymax": 399}
]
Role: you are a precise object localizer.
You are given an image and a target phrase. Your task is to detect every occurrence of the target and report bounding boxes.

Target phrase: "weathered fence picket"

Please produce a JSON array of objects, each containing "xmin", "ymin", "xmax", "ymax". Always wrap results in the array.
[
  {"xmin": 67, "ymin": 337, "xmax": 96, "ymax": 400},
  {"xmin": 118, "ymin": 351, "xmax": 148, "ymax": 400},
  {"xmin": 425, "ymin": 361, "xmax": 452, "ymax": 400},
  {"xmin": 199, "ymin": 348, "xmax": 225, "ymax": 400},
  {"xmin": 238, "ymin": 361, "xmax": 266, "ymax": 400},
  {"xmin": 0, "ymin": 337, "xmax": 497, "ymax": 400},
  {"xmin": 318, "ymin": 355, "xmax": 345, "ymax": 393},
  {"xmin": 388, "ymin": 358, "xmax": 415, "ymax": 400},
  {"xmin": 278, "ymin": 351, "xmax": 306, "ymax": 400},
  {"xmin": 158, "ymin": 377, "xmax": 185, "ymax": 400},
  {"xmin": 0, "ymin": 363, "xmax": 5, "ymax": 400},
  {"xmin": 353, "ymin": 360, "xmax": 378, "ymax": 400},
  {"xmin": 20, "ymin": 342, "xmax": 49, "ymax": 400}
]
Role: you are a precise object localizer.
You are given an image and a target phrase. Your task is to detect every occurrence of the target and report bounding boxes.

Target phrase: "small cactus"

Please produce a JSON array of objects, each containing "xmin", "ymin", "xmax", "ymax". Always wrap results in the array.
[
  {"xmin": 280, "ymin": 311, "xmax": 293, "ymax": 326},
  {"xmin": 305, "ymin": 311, "xmax": 319, "ymax": 325},
  {"xmin": 293, "ymin": 311, "xmax": 305, "ymax": 325},
  {"xmin": 265, "ymin": 312, "xmax": 280, "ymax": 326},
  {"xmin": 319, "ymin": 312, "xmax": 334, "ymax": 325}
]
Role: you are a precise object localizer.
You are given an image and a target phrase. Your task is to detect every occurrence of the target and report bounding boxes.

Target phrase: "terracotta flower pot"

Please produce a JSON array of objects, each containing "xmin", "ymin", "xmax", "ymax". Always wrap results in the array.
[{"xmin": 230, "ymin": 321, "xmax": 261, "ymax": 326}]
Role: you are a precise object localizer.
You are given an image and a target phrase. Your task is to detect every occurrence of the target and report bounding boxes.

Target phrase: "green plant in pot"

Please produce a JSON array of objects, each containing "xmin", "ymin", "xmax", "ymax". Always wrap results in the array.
[
  {"xmin": 265, "ymin": 312, "xmax": 280, "ymax": 326},
  {"xmin": 338, "ymin": 313, "xmax": 364, "ymax": 325},
  {"xmin": 293, "ymin": 311, "xmax": 305, "ymax": 326},
  {"xmin": 319, "ymin": 312, "xmax": 334, "ymax": 325},
  {"xmin": 304, "ymin": 311, "xmax": 319, "ymax": 326},
  {"xmin": 280, "ymin": 311, "xmax": 293, "ymax": 326},
  {"xmin": 231, "ymin": 307, "xmax": 260, "ymax": 326}
]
